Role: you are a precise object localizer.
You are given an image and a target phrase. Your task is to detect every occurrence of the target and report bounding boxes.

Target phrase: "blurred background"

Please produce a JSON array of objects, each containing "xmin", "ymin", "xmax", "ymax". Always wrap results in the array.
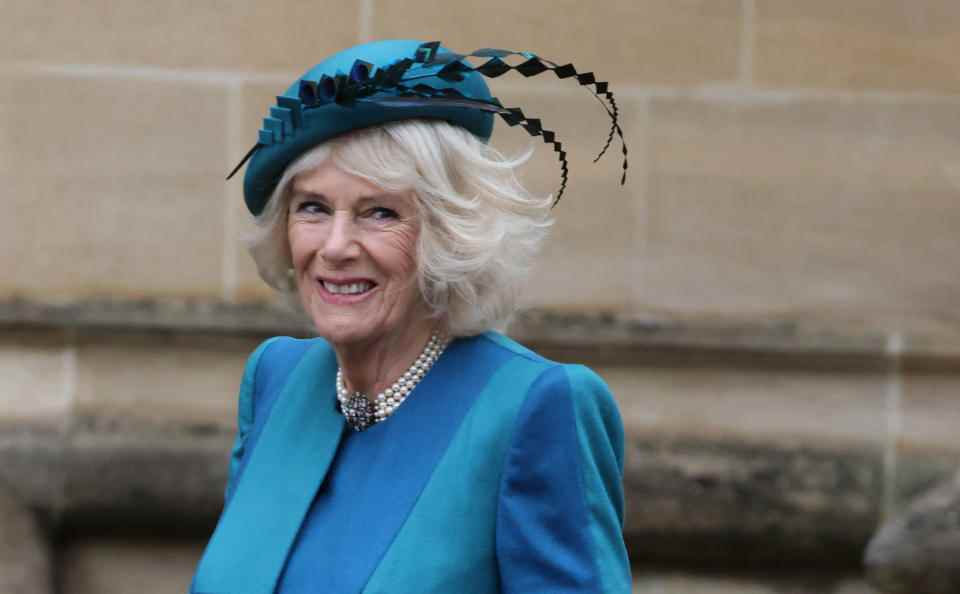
[{"xmin": 2, "ymin": 1, "xmax": 959, "ymax": 593}]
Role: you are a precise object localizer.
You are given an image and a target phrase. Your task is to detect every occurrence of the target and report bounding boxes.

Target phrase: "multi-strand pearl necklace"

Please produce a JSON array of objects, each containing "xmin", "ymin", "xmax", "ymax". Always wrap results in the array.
[{"xmin": 336, "ymin": 332, "xmax": 448, "ymax": 432}]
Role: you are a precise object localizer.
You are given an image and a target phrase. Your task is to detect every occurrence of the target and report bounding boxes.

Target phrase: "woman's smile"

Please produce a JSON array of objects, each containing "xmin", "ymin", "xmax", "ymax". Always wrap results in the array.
[{"xmin": 316, "ymin": 277, "xmax": 379, "ymax": 304}]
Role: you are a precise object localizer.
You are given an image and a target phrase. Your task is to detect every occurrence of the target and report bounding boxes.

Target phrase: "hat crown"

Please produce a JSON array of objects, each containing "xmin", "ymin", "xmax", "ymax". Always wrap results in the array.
[
  {"xmin": 284, "ymin": 39, "xmax": 493, "ymax": 103},
  {"xmin": 241, "ymin": 40, "xmax": 497, "ymax": 216}
]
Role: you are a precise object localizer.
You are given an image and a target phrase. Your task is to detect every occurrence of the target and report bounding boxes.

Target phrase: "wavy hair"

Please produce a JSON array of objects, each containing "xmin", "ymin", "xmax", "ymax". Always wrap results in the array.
[{"xmin": 247, "ymin": 119, "xmax": 553, "ymax": 337}]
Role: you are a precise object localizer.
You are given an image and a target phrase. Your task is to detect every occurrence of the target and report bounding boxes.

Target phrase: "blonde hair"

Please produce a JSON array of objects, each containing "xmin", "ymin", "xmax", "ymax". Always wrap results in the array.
[{"xmin": 247, "ymin": 119, "xmax": 553, "ymax": 337}]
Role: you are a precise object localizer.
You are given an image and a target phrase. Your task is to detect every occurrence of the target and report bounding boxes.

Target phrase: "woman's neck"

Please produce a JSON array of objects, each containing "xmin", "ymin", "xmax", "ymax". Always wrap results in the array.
[{"xmin": 334, "ymin": 321, "xmax": 441, "ymax": 399}]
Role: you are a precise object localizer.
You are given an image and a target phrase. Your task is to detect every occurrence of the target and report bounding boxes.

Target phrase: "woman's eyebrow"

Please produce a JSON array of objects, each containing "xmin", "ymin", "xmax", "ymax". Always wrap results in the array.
[
  {"xmin": 291, "ymin": 191, "xmax": 327, "ymax": 202},
  {"xmin": 356, "ymin": 193, "xmax": 406, "ymax": 206}
]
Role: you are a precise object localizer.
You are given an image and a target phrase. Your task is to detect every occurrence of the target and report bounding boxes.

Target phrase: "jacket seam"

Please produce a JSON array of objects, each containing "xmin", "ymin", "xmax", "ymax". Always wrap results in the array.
[
  {"xmin": 241, "ymin": 336, "xmax": 284, "ymax": 439},
  {"xmin": 565, "ymin": 367, "xmax": 607, "ymax": 593},
  {"xmin": 493, "ymin": 360, "xmax": 563, "ymax": 584},
  {"xmin": 228, "ymin": 336, "xmax": 287, "ymax": 501}
]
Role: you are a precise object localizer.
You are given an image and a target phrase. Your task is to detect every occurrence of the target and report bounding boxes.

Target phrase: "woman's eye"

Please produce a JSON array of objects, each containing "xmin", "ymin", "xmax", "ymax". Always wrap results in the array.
[
  {"xmin": 294, "ymin": 200, "xmax": 331, "ymax": 215},
  {"xmin": 368, "ymin": 207, "xmax": 399, "ymax": 221}
]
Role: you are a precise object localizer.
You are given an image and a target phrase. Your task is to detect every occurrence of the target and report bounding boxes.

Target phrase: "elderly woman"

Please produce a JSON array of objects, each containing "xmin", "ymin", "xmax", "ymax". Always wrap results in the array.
[{"xmin": 191, "ymin": 40, "xmax": 631, "ymax": 594}]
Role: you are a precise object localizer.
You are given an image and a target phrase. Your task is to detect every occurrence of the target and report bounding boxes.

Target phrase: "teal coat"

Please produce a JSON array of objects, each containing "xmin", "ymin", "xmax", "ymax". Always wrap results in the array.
[{"xmin": 192, "ymin": 331, "xmax": 631, "ymax": 593}]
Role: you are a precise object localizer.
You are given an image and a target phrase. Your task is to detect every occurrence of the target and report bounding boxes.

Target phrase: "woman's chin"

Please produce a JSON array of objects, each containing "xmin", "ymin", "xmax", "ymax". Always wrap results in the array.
[
  {"xmin": 303, "ymin": 290, "xmax": 378, "ymax": 341},
  {"xmin": 311, "ymin": 316, "xmax": 376, "ymax": 346}
]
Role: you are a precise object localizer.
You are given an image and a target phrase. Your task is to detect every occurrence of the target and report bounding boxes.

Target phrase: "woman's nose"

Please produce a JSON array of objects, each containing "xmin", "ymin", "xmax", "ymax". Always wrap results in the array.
[{"xmin": 320, "ymin": 213, "xmax": 360, "ymax": 264}]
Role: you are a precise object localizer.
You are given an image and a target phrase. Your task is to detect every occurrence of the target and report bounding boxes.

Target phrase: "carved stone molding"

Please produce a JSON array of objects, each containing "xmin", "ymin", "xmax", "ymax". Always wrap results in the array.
[
  {"xmin": 865, "ymin": 470, "xmax": 960, "ymax": 594},
  {"xmin": 0, "ymin": 480, "xmax": 52, "ymax": 594}
]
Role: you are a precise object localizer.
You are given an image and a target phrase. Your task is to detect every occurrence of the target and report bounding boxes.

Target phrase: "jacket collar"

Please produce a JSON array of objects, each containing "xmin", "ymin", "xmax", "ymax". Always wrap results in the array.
[{"xmin": 193, "ymin": 340, "xmax": 344, "ymax": 594}]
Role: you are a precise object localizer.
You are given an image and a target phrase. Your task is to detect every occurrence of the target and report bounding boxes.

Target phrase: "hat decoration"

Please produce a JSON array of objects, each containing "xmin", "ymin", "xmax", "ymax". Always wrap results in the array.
[{"xmin": 229, "ymin": 41, "xmax": 627, "ymax": 209}]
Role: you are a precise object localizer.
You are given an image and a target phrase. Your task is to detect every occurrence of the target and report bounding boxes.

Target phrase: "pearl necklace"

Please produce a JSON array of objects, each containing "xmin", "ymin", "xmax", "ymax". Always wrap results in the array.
[{"xmin": 336, "ymin": 332, "xmax": 448, "ymax": 432}]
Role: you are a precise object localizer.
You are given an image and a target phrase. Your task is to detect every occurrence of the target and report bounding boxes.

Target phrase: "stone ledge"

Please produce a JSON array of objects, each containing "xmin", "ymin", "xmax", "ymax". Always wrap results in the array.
[
  {"xmin": 0, "ymin": 425, "xmax": 228, "ymax": 534},
  {"xmin": 627, "ymin": 436, "xmax": 883, "ymax": 566},
  {"xmin": 0, "ymin": 298, "xmax": 308, "ymax": 337},
  {"xmin": 2, "ymin": 297, "xmax": 957, "ymax": 366},
  {"xmin": 2, "ymin": 423, "xmax": 937, "ymax": 567}
]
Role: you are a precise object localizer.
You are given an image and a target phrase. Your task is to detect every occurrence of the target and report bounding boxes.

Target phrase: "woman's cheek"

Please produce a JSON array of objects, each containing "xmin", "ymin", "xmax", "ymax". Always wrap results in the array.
[
  {"xmin": 385, "ymin": 224, "xmax": 420, "ymax": 273},
  {"xmin": 288, "ymin": 223, "xmax": 321, "ymax": 270}
]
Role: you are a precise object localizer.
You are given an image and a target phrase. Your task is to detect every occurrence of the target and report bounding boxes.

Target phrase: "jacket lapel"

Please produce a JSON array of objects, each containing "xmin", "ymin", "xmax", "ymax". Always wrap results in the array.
[{"xmin": 193, "ymin": 340, "xmax": 345, "ymax": 594}]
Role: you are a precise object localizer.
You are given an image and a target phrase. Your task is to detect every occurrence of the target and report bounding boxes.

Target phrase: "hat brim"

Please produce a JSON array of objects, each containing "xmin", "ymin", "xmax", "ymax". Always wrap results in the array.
[
  {"xmin": 243, "ymin": 101, "xmax": 493, "ymax": 216},
  {"xmin": 242, "ymin": 39, "xmax": 496, "ymax": 216}
]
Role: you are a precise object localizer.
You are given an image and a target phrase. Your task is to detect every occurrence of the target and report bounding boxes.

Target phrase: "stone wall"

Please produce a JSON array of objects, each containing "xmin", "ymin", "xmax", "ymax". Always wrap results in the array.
[{"xmin": 2, "ymin": 1, "xmax": 960, "ymax": 592}]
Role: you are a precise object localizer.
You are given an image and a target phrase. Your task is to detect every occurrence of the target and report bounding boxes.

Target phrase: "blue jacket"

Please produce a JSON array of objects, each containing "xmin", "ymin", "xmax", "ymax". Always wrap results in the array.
[{"xmin": 192, "ymin": 331, "xmax": 631, "ymax": 593}]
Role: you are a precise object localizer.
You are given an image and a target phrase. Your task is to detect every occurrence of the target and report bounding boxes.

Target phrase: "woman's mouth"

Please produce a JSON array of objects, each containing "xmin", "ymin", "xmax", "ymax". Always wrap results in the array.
[
  {"xmin": 317, "ymin": 278, "xmax": 378, "ymax": 304},
  {"xmin": 322, "ymin": 280, "xmax": 375, "ymax": 295}
]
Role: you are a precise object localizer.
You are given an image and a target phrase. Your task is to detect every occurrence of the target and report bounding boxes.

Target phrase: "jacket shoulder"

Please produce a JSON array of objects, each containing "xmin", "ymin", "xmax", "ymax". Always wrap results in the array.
[
  {"xmin": 253, "ymin": 336, "xmax": 328, "ymax": 391},
  {"xmin": 239, "ymin": 336, "xmax": 329, "ymax": 427},
  {"xmin": 476, "ymin": 331, "xmax": 614, "ymax": 408},
  {"xmin": 476, "ymin": 331, "xmax": 550, "ymax": 361}
]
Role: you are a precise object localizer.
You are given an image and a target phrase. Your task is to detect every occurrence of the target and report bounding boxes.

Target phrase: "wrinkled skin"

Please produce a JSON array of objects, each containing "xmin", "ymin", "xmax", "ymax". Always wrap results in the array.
[{"xmin": 287, "ymin": 160, "xmax": 438, "ymax": 395}]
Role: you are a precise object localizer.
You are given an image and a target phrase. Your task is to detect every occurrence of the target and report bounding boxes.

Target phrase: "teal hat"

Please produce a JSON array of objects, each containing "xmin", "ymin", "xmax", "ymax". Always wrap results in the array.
[{"xmin": 231, "ymin": 40, "xmax": 628, "ymax": 215}]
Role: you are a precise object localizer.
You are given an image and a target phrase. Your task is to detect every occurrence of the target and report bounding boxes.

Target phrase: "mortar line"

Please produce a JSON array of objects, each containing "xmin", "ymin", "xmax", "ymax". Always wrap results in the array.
[
  {"xmin": 490, "ymin": 79, "xmax": 960, "ymax": 104},
  {"xmin": 358, "ymin": 0, "xmax": 375, "ymax": 43},
  {"xmin": 62, "ymin": 330, "xmax": 77, "ymax": 430},
  {"xmin": 4, "ymin": 61, "xmax": 960, "ymax": 104},
  {"xmin": 882, "ymin": 332, "xmax": 904, "ymax": 520},
  {"xmin": 738, "ymin": 0, "xmax": 756, "ymax": 87},
  {"xmin": 631, "ymin": 96, "xmax": 652, "ymax": 314},
  {"xmin": 56, "ymin": 328, "xmax": 79, "ymax": 520},
  {"xmin": 222, "ymin": 81, "xmax": 244, "ymax": 302},
  {"xmin": 0, "ymin": 62, "xmax": 295, "ymax": 85}
]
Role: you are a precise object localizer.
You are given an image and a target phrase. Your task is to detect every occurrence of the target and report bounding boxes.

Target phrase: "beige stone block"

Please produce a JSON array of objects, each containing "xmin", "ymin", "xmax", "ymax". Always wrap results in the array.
[
  {"xmin": 602, "ymin": 362, "xmax": 887, "ymax": 449},
  {"xmin": 1, "ymin": 1, "xmax": 358, "ymax": 72},
  {"xmin": 0, "ymin": 331, "xmax": 70, "ymax": 426},
  {"xmin": 74, "ymin": 334, "xmax": 260, "ymax": 428},
  {"xmin": 640, "ymin": 96, "xmax": 960, "ymax": 340},
  {"xmin": 373, "ymin": 0, "xmax": 742, "ymax": 85},
  {"xmin": 756, "ymin": 0, "xmax": 960, "ymax": 92},
  {"xmin": 900, "ymin": 370, "xmax": 960, "ymax": 454},
  {"xmin": 229, "ymin": 81, "xmax": 289, "ymax": 302},
  {"xmin": 62, "ymin": 538, "xmax": 204, "ymax": 594},
  {"xmin": 0, "ymin": 73, "xmax": 227, "ymax": 300},
  {"xmin": 227, "ymin": 189, "xmax": 277, "ymax": 303},
  {"xmin": 230, "ymin": 204, "xmax": 276, "ymax": 303},
  {"xmin": 498, "ymin": 90, "xmax": 641, "ymax": 311}
]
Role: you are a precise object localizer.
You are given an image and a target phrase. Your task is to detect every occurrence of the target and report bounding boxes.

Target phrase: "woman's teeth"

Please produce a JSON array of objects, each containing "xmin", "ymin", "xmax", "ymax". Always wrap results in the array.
[{"xmin": 323, "ymin": 281, "xmax": 373, "ymax": 295}]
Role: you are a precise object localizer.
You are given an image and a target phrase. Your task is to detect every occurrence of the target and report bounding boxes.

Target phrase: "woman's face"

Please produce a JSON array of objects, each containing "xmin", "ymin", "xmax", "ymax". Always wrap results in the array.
[{"xmin": 287, "ymin": 160, "xmax": 429, "ymax": 347}]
